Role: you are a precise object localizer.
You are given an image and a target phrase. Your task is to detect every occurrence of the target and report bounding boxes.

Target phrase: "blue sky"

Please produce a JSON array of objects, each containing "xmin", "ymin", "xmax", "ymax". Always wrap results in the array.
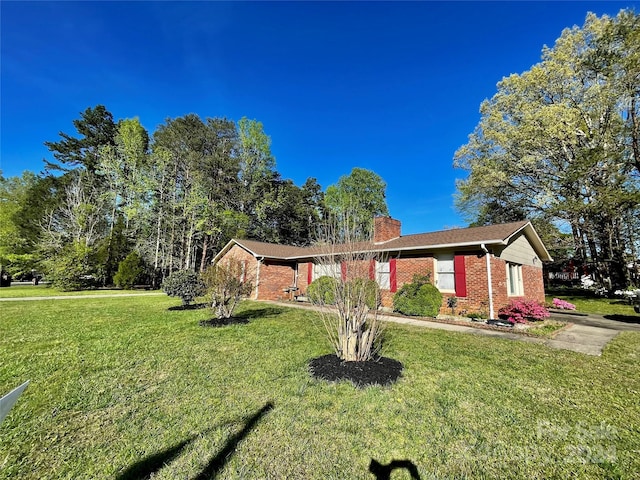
[{"xmin": 1, "ymin": 1, "xmax": 637, "ymax": 235}]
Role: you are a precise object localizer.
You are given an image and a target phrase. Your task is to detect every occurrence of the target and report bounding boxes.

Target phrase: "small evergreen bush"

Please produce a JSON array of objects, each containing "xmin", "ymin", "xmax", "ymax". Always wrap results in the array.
[
  {"xmin": 113, "ymin": 251, "xmax": 144, "ymax": 289},
  {"xmin": 393, "ymin": 274, "xmax": 442, "ymax": 317},
  {"xmin": 162, "ymin": 270, "xmax": 205, "ymax": 306},
  {"xmin": 307, "ymin": 276, "xmax": 338, "ymax": 305}
]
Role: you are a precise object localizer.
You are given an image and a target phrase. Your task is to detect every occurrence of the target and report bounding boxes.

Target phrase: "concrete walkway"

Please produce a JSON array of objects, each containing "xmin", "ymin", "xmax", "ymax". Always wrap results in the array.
[{"xmin": 271, "ymin": 301, "xmax": 621, "ymax": 356}]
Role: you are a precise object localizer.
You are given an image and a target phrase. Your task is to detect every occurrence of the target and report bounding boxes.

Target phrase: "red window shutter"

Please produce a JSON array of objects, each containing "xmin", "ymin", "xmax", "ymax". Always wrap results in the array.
[
  {"xmin": 369, "ymin": 259, "xmax": 376, "ymax": 280},
  {"xmin": 307, "ymin": 262, "xmax": 313, "ymax": 285},
  {"xmin": 454, "ymin": 255, "xmax": 467, "ymax": 297},
  {"xmin": 390, "ymin": 258, "xmax": 397, "ymax": 292},
  {"xmin": 341, "ymin": 261, "xmax": 347, "ymax": 281}
]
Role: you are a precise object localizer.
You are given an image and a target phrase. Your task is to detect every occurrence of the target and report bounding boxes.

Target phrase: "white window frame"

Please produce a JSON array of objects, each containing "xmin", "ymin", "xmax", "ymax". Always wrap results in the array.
[
  {"xmin": 507, "ymin": 262, "xmax": 524, "ymax": 296},
  {"xmin": 313, "ymin": 262, "xmax": 341, "ymax": 281},
  {"xmin": 435, "ymin": 253, "xmax": 455, "ymax": 292},
  {"xmin": 376, "ymin": 260, "xmax": 390, "ymax": 290}
]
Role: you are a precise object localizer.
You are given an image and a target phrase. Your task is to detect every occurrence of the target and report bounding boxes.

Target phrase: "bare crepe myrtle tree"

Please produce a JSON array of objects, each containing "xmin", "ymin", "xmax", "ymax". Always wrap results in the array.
[
  {"xmin": 310, "ymin": 213, "xmax": 384, "ymax": 362},
  {"xmin": 203, "ymin": 257, "xmax": 253, "ymax": 319}
]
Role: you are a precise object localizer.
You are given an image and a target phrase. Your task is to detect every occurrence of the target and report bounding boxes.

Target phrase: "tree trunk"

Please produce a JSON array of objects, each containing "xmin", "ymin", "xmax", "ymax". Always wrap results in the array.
[{"xmin": 199, "ymin": 234, "xmax": 209, "ymax": 272}]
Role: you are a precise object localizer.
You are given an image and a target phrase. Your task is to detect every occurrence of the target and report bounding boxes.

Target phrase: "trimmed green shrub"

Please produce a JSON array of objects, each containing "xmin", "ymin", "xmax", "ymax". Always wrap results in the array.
[
  {"xmin": 393, "ymin": 274, "xmax": 442, "ymax": 317},
  {"xmin": 162, "ymin": 270, "xmax": 205, "ymax": 305},
  {"xmin": 346, "ymin": 278, "xmax": 381, "ymax": 310},
  {"xmin": 113, "ymin": 251, "xmax": 144, "ymax": 289},
  {"xmin": 307, "ymin": 276, "xmax": 338, "ymax": 305}
]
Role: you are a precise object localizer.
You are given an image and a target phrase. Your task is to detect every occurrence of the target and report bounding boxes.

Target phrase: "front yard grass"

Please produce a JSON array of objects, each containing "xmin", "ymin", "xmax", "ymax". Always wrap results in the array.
[
  {"xmin": 546, "ymin": 294, "xmax": 638, "ymax": 316},
  {"xmin": 0, "ymin": 284, "xmax": 160, "ymax": 298},
  {"xmin": 1, "ymin": 297, "xmax": 639, "ymax": 479}
]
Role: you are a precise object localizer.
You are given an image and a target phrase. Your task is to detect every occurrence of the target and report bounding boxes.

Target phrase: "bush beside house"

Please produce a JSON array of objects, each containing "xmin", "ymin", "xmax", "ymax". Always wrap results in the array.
[{"xmin": 393, "ymin": 274, "xmax": 443, "ymax": 317}]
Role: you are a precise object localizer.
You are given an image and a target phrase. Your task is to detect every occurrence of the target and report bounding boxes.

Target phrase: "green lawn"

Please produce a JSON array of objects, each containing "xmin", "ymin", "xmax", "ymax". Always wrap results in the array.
[
  {"xmin": 1, "ymin": 297, "xmax": 638, "ymax": 479},
  {"xmin": 546, "ymin": 294, "xmax": 639, "ymax": 316},
  {"xmin": 0, "ymin": 284, "xmax": 160, "ymax": 298}
]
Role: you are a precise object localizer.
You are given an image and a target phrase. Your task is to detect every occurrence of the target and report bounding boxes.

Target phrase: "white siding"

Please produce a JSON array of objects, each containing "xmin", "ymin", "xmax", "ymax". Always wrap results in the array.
[{"xmin": 500, "ymin": 233, "xmax": 541, "ymax": 267}]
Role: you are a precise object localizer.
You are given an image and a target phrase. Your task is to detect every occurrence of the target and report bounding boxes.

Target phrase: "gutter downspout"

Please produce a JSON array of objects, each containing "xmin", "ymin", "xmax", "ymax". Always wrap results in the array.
[
  {"xmin": 255, "ymin": 257, "xmax": 263, "ymax": 300},
  {"xmin": 481, "ymin": 244, "xmax": 495, "ymax": 319}
]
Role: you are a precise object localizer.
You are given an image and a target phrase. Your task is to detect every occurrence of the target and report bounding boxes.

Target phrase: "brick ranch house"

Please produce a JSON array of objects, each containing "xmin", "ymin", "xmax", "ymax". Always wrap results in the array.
[{"xmin": 213, "ymin": 217, "xmax": 552, "ymax": 318}]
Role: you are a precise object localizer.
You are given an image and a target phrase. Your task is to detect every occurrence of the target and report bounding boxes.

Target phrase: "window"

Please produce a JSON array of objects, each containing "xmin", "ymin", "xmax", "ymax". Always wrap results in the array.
[
  {"xmin": 313, "ymin": 262, "xmax": 341, "ymax": 280},
  {"xmin": 435, "ymin": 254, "xmax": 455, "ymax": 291},
  {"xmin": 507, "ymin": 263, "xmax": 524, "ymax": 296},
  {"xmin": 376, "ymin": 260, "xmax": 390, "ymax": 289}
]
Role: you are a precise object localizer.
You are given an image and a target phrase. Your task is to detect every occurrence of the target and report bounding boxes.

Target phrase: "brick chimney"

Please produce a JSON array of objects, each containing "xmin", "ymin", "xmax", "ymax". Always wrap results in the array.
[{"xmin": 374, "ymin": 216, "xmax": 401, "ymax": 243}]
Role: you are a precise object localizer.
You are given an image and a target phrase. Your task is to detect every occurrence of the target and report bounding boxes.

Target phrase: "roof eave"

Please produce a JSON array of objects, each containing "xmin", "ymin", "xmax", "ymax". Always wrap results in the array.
[{"xmin": 282, "ymin": 239, "xmax": 508, "ymax": 260}]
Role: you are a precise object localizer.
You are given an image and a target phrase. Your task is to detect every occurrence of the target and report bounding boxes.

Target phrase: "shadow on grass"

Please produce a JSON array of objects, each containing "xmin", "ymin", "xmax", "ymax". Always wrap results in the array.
[
  {"xmin": 234, "ymin": 307, "xmax": 286, "ymax": 320},
  {"xmin": 608, "ymin": 300, "xmax": 633, "ymax": 306},
  {"xmin": 199, "ymin": 317, "xmax": 250, "ymax": 327},
  {"xmin": 116, "ymin": 402, "xmax": 274, "ymax": 480},
  {"xmin": 603, "ymin": 314, "xmax": 640, "ymax": 324},
  {"xmin": 369, "ymin": 459, "xmax": 421, "ymax": 479},
  {"xmin": 116, "ymin": 437, "xmax": 196, "ymax": 480},
  {"xmin": 168, "ymin": 303, "xmax": 208, "ymax": 311},
  {"xmin": 192, "ymin": 402, "xmax": 274, "ymax": 480}
]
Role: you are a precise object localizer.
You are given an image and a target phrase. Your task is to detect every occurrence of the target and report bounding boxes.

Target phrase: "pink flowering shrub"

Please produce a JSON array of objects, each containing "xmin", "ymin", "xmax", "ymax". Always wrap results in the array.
[
  {"xmin": 498, "ymin": 299, "xmax": 550, "ymax": 324},
  {"xmin": 552, "ymin": 298, "xmax": 576, "ymax": 310}
]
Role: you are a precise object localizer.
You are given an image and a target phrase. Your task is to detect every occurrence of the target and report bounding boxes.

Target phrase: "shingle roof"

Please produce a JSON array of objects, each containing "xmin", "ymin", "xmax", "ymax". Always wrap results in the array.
[
  {"xmin": 231, "ymin": 239, "xmax": 311, "ymax": 259},
  {"xmin": 381, "ymin": 220, "xmax": 532, "ymax": 251},
  {"xmin": 216, "ymin": 220, "xmax": 552, "ymax": 263}
]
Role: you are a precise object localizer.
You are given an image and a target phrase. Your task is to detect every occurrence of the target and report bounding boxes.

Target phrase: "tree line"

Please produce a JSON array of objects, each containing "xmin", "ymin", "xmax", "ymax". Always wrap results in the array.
[
  {"xmin": 0, "ymin": 108, "xmax": 388, "ymax": 289},
  {"xmin": 455, "ymin": 10, "xmax": 640, "ymax": 290}
]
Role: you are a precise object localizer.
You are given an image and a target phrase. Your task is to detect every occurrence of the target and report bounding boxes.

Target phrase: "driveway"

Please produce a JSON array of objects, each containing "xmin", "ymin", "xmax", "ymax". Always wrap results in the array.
[{"xmin": 549, "ymin": 310, "xmax": 640, "ymax": 332}]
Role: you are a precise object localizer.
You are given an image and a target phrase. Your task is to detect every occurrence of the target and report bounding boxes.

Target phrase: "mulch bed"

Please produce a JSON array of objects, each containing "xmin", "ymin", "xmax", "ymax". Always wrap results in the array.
[
  {"xmin": 199, "ymin": 317, "xmax": 250, "ymax": 327},
  {"xmin": 308, "ymin": 354, "xmax": 403, "ymax": 388}
]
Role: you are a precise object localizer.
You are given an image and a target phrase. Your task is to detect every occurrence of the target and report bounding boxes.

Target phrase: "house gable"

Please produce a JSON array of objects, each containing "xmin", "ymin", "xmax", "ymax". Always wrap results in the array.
[{"xmin": 499, "ymin": 232, "xmax": 543, "ymax": 268}]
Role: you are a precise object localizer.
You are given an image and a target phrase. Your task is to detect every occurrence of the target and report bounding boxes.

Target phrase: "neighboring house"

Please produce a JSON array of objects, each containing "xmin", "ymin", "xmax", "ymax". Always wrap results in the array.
[{"xmin": 213, "ymin": 216, "xmax": 552, "ymax": 317}]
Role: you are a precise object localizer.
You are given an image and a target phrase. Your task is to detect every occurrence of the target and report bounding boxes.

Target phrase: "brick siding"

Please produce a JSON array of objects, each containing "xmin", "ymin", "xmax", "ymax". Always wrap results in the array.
[
  {"xmin": 221, "ymin": 245, "xmax": 546, "ymax": 316},
  {"xmin": 257, "ymin": 260, "xmax": 297, "ymax": 301}
]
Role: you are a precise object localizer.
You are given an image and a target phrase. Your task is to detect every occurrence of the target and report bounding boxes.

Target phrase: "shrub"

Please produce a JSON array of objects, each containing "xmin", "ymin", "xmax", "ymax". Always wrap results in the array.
[
  {"xmin": 447, "ymin": 296, "xmax": 458, "ymax": 315},
  {"xmin": 162, "ymin": 270, "xmax": 205, "ymax": 306},
  {"xmin": 498, "ymin": 299, "xmax": 550, "ymax": 324},
  {"xmin": 393, "ymin": 274, "xmax": 442, "ymax": 317},
  {"xmin": 552, "ymin": 298, "xmax": 576, "ymax": 310},
  {"xmin": 113, "ymin": 251, "xmax": 144, "ymax": 289},
  {"xmin": 202, "ymin": 259, "xmax": 253, "ymax": 319},
  {"xmin": 346, "ymin": 278, "xmax": 381, "ymax": 310},
  {"xmin": 43, "ymin": 241, "xmax": 98, "ymax": 291},
  {"xmin": 307, "ymin": 276, "xmax": 338, "ymax": 305}
]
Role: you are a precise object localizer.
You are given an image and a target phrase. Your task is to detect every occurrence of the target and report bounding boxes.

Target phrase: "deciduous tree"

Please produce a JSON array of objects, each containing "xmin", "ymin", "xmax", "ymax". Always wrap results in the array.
[
  {"xmin": 325, "ymin": 168, "xmax": 389, "ymax": 238},
  {"xmin": 454, "ymin": 10, "xmax": 640, "ymax": 290}
]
